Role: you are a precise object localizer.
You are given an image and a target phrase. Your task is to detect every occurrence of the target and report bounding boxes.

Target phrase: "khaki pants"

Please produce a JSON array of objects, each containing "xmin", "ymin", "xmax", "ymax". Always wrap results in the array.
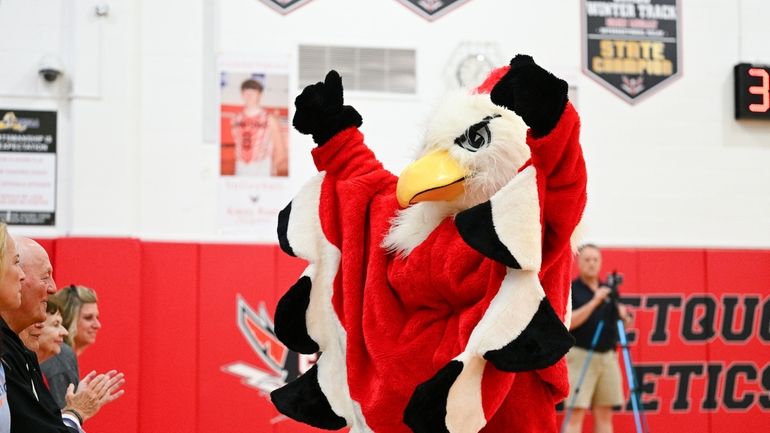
[{"xmin": 565, "ymin": 346, "xmax": 625, "ymax": 409}]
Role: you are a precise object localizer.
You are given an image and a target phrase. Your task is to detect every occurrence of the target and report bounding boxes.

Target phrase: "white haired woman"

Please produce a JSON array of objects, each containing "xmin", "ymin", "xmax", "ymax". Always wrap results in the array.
[
  {"xmin": 0, "ymin": 222, "xmax": 26, "ymax": 430},
  {"xmin": 41, "ymin": 284, "xmax": 101, "ymax": 409}
]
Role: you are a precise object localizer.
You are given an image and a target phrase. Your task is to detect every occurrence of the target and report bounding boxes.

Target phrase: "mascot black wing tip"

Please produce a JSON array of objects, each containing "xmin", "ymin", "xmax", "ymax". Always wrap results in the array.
[
  {"xmin": 509, "ymin": 54, "xmax": 535, "ymax": 67},
  {"xmin": 404, "ymin": 360, "xmax": 462, "ymax": 433},
  {"xmin": 271, "ymin": 365, "xmax": 348, "ymax": 430},
  {"xmin": 274, "ymin": 275, "xmax": 321, "ymax": 354},
  {"xmin": 483, "ymin": 299, "xmax": 574, "ymax": 372},
  {"xmin": 490, "ymin": 56, "xmax": 568, "ymax": 138},
  {"xmin": 323, "ymin": 70, "xmax": 344, "ymax": 106},
  {"xmin": 455, "ymin": 201, "xmax": 522, "ymax": 269},
  {"xmin": 292, "ymin": 69, "xmax": 362, "ymax": 146}
]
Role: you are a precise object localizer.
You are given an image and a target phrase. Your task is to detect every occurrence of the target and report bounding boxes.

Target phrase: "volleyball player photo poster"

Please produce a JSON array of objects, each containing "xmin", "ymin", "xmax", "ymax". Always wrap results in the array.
[{"xmin": 217, "ymin": 56, "xmax": 291, "ymax": 240}]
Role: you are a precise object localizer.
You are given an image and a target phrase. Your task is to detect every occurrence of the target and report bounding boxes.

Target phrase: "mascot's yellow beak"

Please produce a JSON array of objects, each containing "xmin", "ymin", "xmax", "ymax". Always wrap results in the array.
[{"xmin": 396, "ymin": 150, "xmax": 467, "ymax": 208}]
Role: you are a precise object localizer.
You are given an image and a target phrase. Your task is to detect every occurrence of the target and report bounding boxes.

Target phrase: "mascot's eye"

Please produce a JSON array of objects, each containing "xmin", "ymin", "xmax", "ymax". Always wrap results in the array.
[{"xmin": 454, "ymin": 114, "xmax": 501, "ymax": 152}]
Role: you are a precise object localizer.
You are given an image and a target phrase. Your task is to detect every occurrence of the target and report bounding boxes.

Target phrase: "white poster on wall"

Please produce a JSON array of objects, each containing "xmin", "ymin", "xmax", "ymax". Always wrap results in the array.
[
  {"xmin": 0, "ymin": 109, "xmax": 57, "ymax": 226},
  {"xmin": 217, "ymin": 54, "xmax": 291, "ymax": 241}
]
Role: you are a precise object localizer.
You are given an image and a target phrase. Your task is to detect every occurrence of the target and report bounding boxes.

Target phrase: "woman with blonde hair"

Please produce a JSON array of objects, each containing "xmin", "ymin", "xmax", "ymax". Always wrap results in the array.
[
  {"xmin": 0, "ymin": 223, "xmax": 23, "ymax": 311},
  {"xmin": 41, "ymin": 284, "xmax": 102, "ymax": 409},
  {"xmin": 0, "ymin": 222, "xmax": 26, "ymax": 429}
]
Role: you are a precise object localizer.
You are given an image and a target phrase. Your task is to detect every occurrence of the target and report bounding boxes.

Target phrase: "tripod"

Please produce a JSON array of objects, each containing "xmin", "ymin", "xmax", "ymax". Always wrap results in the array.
[{"xmin": 560, "ymin": 295, "xmax": 649, "ymax": 433}]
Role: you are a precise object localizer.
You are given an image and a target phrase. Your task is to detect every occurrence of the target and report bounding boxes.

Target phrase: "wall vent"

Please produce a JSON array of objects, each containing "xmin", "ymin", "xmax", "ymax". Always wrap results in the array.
[{"xmin": 299, "ymin": 45, "xmax": 416, "ymax": 94}]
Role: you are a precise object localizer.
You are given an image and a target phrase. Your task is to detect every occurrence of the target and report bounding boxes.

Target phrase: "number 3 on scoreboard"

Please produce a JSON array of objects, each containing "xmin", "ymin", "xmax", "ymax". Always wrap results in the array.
[
  {"xmin": 748, "ymin": 68, "xmax": 770, "ymax": 113},
  {"xmin": 735, "ymin": 63, "xmax": 770, "ymax": 120}
]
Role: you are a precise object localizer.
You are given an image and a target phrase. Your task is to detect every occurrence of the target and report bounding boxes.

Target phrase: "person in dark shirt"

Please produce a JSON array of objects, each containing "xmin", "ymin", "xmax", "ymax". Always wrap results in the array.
[
  {"xmin": 0, "ymin": 222, "xmax": 25, "ymax": 431},
  {"xmin": 2, "ymin": 237, "xmax": 124, "ymax": 433},
  {"xmin": 563, "ymin": 244, "xmax": 632, "ymax": 433}
]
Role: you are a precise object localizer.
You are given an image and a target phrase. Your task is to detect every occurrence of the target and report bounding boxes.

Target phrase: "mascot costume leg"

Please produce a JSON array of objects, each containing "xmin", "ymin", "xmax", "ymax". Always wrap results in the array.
[{"xmin": 270, "ymin": 54, "xmax": 587, "ymax": 433}]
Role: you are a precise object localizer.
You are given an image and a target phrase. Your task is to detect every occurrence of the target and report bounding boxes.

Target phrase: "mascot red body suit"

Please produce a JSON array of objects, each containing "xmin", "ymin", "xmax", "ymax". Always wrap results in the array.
[{"xmin": 271, "ymin": 55, "xmax": 587, "ymax": 433}]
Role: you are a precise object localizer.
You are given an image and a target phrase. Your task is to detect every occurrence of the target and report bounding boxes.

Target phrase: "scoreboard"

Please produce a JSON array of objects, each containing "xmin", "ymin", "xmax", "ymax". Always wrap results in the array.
[{"xmin": 734, "ymin": 63, "xmax": 770, "ymax": 120}]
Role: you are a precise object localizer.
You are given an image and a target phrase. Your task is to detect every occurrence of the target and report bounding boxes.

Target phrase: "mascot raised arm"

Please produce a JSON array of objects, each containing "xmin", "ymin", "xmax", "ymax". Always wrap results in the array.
[{"xmin": 270, "ymin": 54, "xmax": 587, "ymax": 433}]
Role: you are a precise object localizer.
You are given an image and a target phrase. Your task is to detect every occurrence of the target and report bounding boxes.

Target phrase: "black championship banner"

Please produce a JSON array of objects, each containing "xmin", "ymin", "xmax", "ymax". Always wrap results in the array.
[
  {"xmin": 582, "ymin": 0, "xmax": 681, "ymax": 103},
  {"xmin": 395, "ymin": 0, "xmax": 470, "ymax": 21},
  {"xmin": 256, "ymin": 0, "xmax": 314, "ymax": 15},
  {"xmin": 0, "ymin": 110, "xmax": 57, "ymax": 225}
]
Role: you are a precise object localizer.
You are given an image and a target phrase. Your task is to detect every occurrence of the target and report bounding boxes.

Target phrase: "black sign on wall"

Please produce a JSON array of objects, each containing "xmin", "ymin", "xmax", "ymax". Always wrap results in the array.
[
  {"xmin": 0, "ymin": 110, "xmax": 57, "ymax": 226},
  {"xmin": 582, "ymin": 0, "xmax": 682, "ymax": 104}
]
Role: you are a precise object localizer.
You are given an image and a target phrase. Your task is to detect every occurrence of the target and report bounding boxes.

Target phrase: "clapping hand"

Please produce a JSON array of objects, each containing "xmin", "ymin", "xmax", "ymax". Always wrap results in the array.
[{"xmin": 64, "ymin": 370, "xmax": 126, "ymax": 422}]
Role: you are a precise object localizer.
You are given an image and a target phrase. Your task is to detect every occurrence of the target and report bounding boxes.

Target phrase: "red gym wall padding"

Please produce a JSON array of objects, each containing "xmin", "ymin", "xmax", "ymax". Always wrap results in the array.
[
  {"xmin": 197, "ymin": 243, "xmax": 280, "ymax": 433},
  {"xmin": 52, "ymin": 238, "xmax": 142, "ymax": 433},
  {"xmin": 32, "ymin": 238, "xmax": 769, "ymax": 433},
  {"xmin": 704, "ymin": 250, "xmax": 770, "ymax": 433},
  {"xmin": 139, "ymin": 242, "xmax": 199, "ymax": 433}
]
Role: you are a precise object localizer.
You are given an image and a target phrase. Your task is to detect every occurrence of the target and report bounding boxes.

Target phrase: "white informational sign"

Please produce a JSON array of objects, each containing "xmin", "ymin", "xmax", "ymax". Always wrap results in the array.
[
  {"xmin": 217, "ymin": 176, "xmax": 291, "ymax": 237},
  {"xmin": 217, "ymin": 54, "xmax": 291, "ymax": 241},
  {"xmin": 0, "ymin": 110, "xmax": 57, "ymax": 226}
]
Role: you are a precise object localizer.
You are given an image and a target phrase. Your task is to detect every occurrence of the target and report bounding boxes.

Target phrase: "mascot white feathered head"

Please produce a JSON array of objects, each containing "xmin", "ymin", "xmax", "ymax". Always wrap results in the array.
[
  {"xmin": 384, "ymin": 60, "xmax": 566, "ymax": 256},
  {"xmin": 398, "ymin": 88, "xmax": 530, "ymax": 211}
]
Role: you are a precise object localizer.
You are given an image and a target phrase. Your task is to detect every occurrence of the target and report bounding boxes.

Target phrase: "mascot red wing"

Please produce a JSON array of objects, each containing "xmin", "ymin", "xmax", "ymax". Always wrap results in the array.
[{"xmin": 270, "ymin": 54, "xmax": 587, "ymax": 433}]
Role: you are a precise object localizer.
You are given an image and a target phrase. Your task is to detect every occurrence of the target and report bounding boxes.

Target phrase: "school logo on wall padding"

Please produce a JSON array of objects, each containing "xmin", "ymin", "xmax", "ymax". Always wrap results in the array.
[
  {"xmin": 222, "ymin": 296, "xmax": 316, "ymax": 402},
  {"xmin": 395, "ymin": 0, "xmax": 471, "ymax": 21},
  {"xmin": 582, "ymin": 0, "xmax": 682, "ymax": 104},
  {"xmin": 256, "ymin": 0, "xmax": 314, "ymax": 15}
]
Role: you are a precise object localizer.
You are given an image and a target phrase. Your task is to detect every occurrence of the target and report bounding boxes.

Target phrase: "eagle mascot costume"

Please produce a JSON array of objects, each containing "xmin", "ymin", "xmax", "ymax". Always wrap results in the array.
[{"xmin": 270, "ymin": 54, "xmax": 587, "ymax": 433}]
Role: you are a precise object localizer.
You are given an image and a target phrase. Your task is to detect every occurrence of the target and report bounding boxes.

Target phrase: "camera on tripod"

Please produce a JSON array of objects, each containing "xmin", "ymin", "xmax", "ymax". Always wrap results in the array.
[{"xmin": 605, "ymin": 270, "xmax": 624, "ymax": 302}]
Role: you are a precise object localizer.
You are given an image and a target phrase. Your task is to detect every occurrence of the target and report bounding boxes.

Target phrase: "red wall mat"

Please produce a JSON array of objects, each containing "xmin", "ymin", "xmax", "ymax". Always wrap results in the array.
[
  {"xmin": 197, "ymin": 244, "xmax": 283, "ymax": 433},
  {"xmin": 139, "ymin": 242, "xmax": 199, "ymax": 433},
  {"xmin": 630, "ymin": 249, "xmax": 711, "ymax": 433},
  {"xmin": 27, "ymin": 237, "xmax": 770, "ymax": 433},
  {"xmin": 53, "ymin": 238, "xmax": 142, "ymax": 433},
  {"xmin": 705, "ymin": 250, "xmax": 770, "ymax": 432}
]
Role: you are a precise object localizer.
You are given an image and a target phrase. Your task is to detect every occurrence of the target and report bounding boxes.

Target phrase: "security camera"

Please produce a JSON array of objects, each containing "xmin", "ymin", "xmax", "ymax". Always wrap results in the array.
[{"xmin": 38, "ymin": 54, "xmax": 64, "ymax": 83}]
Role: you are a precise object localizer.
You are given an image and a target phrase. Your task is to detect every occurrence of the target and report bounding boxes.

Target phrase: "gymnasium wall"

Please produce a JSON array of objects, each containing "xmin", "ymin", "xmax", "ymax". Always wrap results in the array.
[
  {"xmin": 1, "ymin": 0, "xmax": 769, "ymax": 247},
  {"xmin": 38, "ymin": 239, "xmax": 769, "ymax": 433},
  {"xmin": 2, "ymin": 1, "xmax": 769, "ymax": 431}
]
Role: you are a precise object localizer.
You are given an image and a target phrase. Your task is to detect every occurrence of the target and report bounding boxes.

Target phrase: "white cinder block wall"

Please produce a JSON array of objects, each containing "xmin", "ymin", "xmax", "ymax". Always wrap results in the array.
[{"xmin": 1, "ymin": 0, "xmax": 768, "ymax": 247}]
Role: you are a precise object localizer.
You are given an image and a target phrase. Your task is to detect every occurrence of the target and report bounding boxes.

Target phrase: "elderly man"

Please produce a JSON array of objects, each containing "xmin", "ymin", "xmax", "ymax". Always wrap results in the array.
[{"xmin": 1, "ymin": 237, "xmax": 124, "ymax": 433}]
